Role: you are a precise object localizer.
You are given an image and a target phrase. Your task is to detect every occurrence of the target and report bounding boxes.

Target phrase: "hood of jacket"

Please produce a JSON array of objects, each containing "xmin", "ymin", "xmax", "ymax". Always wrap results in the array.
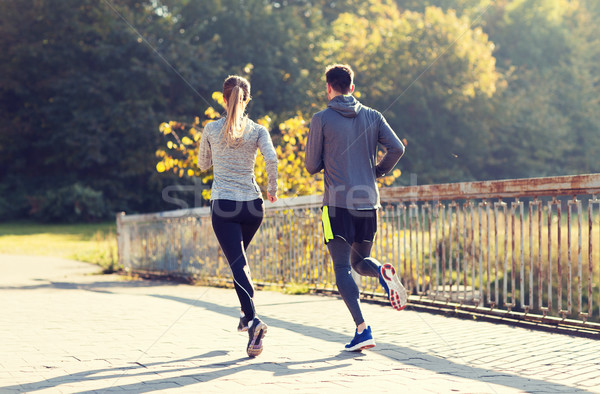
[{"xmin": 327, "ymin": 94, "xmax": 362, "ymax": 118}]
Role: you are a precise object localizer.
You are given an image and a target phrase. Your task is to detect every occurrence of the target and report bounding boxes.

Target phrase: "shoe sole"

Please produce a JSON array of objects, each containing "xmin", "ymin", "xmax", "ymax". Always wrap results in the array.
[
  {"xmin": 381, "ymin": 264, "xmax": 408, "ymax": 311},
  {"xmin": 238, "ymin": 326, "xmax": 248, "ymax": 332},
  {"xmin": 247, "ymin": 322, "xmax": 267, "ymax": 357},
  {"xmin": 345, "ymin": 339, "xmax": 376, "ymax": 352}
]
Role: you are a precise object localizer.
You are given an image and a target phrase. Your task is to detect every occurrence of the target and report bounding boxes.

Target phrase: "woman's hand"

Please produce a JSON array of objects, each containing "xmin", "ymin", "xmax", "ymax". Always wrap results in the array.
[{"xmin": 267, "ymin": 192, "xmax": 277, "ymax": 203}]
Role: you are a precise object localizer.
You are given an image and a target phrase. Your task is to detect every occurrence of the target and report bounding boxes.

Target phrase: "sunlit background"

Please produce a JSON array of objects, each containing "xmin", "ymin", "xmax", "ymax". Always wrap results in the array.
[{"xmin": 1, "ymin": 0, "xmax": 599, "ymax": 223}]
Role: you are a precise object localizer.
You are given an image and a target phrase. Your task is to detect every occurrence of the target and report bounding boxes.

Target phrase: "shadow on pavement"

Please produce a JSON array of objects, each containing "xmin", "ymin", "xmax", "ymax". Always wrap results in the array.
[
  {"xmin": 0, "ymin": 286, "xmax": 592, "ymax": 393},
  {"xmin": 148, "ymin": 294, "xmax": 593, "ymax": 394},
  {"xmin": 0, "ymin": 277, "xmax": 174, "ymax": 291},
  {"xmin": 0, "ymin": 349, "xmax": 358, "ymax": 393}
]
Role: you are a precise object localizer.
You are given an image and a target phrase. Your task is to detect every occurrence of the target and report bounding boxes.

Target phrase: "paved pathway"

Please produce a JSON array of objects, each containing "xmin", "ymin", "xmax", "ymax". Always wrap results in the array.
[{"xmin": 1, "ymin": 254, "xmax": 599, "ymax": 393}]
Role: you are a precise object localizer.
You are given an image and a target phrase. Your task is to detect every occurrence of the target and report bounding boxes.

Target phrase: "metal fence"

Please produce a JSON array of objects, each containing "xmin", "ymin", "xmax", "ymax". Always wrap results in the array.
[{"xmin": 117, "ymin": 174, "xmax": 600, "ymax": 329}]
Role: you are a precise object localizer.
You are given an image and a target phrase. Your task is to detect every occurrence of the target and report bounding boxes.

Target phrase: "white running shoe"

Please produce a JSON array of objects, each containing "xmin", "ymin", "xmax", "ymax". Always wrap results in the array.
[{"xmin": 378, "ymin": 263, "xmax": 408, "ymax": 311}]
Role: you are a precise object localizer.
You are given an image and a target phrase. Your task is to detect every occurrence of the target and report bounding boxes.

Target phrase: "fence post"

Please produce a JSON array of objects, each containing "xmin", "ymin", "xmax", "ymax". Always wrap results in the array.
[{"xmin": 116, "ymin": 211, "xmax": 129, "ymax": 271}]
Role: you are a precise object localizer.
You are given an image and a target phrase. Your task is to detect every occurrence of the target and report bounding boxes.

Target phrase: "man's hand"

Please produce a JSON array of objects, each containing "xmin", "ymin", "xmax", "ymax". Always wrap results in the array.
[{"xmin": 267, "ymin": 192, "xmax": 278, "ymax": 203}]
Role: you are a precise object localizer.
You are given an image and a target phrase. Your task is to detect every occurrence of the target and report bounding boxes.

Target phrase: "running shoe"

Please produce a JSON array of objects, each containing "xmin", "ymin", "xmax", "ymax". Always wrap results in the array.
[
  {"xmin": 246, "ymin": 317, "xmax": 267, "ymax": 357},
  {"xmin": 344, "ymin": 326, "xmax": 376, "ymax": 352},
  {"xmin": 379, "ymin": 263, "xmax": 408, "ymax": 311},
  {"xmin": 237, "ymin": 315, "xmax": 250, "ymax": 332}
]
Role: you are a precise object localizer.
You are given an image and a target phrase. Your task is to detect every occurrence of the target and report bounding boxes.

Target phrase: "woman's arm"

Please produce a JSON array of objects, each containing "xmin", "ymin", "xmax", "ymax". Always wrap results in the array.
[
  {"xmin": 197, "ymin": 128, "xmax": 212, "ymax": 171},
  {"xmin": 257, "ymin": 126, "xmax": 278, "ymax": 199}
]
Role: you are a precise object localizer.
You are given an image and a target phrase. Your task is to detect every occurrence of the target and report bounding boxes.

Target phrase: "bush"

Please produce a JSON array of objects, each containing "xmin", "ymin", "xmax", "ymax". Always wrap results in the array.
[
  {"xmin": 31, "ymin": 183, "xmax": 109, "ymax": 223},
  {"xmin": 0, "ymin": 182, "xmax": 29, "ymax": 221}
]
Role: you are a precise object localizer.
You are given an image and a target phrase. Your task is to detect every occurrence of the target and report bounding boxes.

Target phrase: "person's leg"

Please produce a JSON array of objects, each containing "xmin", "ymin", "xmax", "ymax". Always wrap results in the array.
[
  {"xmin": 327, "ymin": 237, "xmax": 365, "ymax": 327},
  {"xmin": 225, "ymin": 199, "xmax": 268, "ymax": 357},
  {"xmin": 328, "ymin": 238, "xmax": 376, "ymax": 351},
  {"xmin": 211, "ymin": 202, "xmax": 256, "ymax": 321},
  {"xmin": 241, "ymin": 199, "xmax": 264, "ymax": 250},
  {"xmin": 351, "ymin": 210, "xmax": 408, "ymax": 311},
  {"xmin": 237, "ymin": 199, "xmax": 264, "ymax": 331},
  {"xmin": 350, "ymin": 241, "xmax": 381, "ymax": 278},
  {"xmin": 323, "ymin": 206, "xmax": 376, "ymax": 350}
]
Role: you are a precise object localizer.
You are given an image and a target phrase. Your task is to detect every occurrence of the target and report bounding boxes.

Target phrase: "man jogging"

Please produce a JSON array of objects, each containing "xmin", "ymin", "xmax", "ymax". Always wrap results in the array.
[{"xmin": 305, "ymin": 64, "xmax": 407, "ymax": 351}]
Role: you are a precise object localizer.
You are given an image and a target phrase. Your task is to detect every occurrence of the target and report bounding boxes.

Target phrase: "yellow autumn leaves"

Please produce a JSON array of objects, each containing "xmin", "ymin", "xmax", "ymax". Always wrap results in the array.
[
  {"xmin": 155, "ymin": 116, "xmax": 205, "ymax": 177},
  {"xmin": 156, "ymin": 92, "xmax": 402, "ymax": 201},
  {"xmin": 256, "ymin": 114, "xmax": 324, "ymax": 198}
]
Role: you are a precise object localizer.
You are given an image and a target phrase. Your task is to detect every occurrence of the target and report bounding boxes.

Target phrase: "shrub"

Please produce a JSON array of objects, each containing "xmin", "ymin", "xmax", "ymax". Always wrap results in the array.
[{"xmin": 31, "ymin": 183, "xmax": 109, "ymax": 223}]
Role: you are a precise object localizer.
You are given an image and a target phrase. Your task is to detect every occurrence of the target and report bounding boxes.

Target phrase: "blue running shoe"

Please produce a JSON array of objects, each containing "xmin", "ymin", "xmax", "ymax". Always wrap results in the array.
[
  {"xmin": 247, "ymin": 317, "xmax": 267, "ymax": 357},
  {"xmin": 344, "ymin": 326, "xmax": 376, "ymax": 352},
  {"xmin": 379, "ymin": 263, "xmax": 407, "ymax": 311}
]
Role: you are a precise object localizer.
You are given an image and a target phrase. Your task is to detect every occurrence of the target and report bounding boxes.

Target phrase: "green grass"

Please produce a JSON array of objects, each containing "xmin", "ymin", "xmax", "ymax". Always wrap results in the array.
[
  {"xmin": 259, "ymin": 282, "xmax": 311, "ymax": 295},
  {"xmin": 0, "ymin": 221, "xmax": 119, "ymax": 273},
  {"xmin": 283, "ymin": 282, "xmax": 311, "ymax": 295}
]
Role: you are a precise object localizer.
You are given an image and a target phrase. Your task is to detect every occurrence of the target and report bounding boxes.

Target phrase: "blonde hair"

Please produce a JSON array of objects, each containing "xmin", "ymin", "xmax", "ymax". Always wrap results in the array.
[{"xmin": 222, "ymin": 75, "xmax": 251, "ymax": 148}]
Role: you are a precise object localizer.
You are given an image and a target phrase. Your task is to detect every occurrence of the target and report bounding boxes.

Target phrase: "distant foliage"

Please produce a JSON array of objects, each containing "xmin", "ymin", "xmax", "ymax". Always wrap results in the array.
[
  {"xmin": 30, "ymin": 183, "xmax": 108, "ymax": 223},
  {"xmin": 318, "ymin": 1, "xmax": 501, "ymax": 184},
  {"xmin": 254, "ymin": 114, "xmax": 326, "ymax": 199},
  {"xmin": 1, "ymin": 0, "xmax": 599, "ymax": 220}
]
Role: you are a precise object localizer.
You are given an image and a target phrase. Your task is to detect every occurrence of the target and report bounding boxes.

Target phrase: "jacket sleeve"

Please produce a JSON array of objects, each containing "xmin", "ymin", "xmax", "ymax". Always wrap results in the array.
[
  {"xmin": 197, "ymin": 128, "xmax": 212, "ymax": 171},
  {"xmin": 305, "ymin": 114, "xmax": 325, "ymax": 174},
  {"xmin": 257, "ymin": 126, "xmax": 279, "ymax": 196},
  {"xmin": 375, "ymin": 113, "xmax": 405, "ymax": 178}
]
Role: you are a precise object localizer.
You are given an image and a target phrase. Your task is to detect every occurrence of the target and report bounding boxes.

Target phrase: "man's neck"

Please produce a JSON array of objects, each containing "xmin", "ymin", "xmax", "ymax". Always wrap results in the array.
[{"xmin": 329, "ymin": 92, "xmax": 350, "ymax": 101}]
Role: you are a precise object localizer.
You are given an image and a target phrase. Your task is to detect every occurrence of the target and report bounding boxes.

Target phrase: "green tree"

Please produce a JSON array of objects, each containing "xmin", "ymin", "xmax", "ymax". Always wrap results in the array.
[
  {"xmin": 396, "ymin": 0, "xmax": 492, "ymax": 18},
  {"xmin": 0, "ymin": 0, "xmax": 178, "ymax": 220},
  {"xmin": 3, "ymin": 0, "xmax": 599, "ymax": 222},
  {"xmin": 158, "ymin": 0, "xmax": 324, "ymax": 121},
  {"xmin": 317, "ymin": 1, "xmax": 500, "ymax": 183},
  {"xmin": 482, "ymin": 0, "xmax": 600, "ymax": 178}
]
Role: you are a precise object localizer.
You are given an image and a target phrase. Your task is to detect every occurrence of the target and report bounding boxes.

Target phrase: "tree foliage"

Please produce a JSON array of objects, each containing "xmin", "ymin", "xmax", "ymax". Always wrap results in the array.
[
  {"xmin": 481, "ymin": 0, "xmax": 600, "ymax": 178},
  {"xmin": 0, "ymin": 0, "xmax": 173, "ymax": 220},
  {"xmin": 1, "ymin": 0, "xmax": 599, "ymax": 220},
  {"xmin": 317, "ymin": 1, "xmax": 500, "ymax": 183}
]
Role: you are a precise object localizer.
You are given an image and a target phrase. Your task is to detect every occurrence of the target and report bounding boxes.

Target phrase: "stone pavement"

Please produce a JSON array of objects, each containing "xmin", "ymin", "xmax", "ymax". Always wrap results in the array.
[{"xmin": 1, "ymin": 254, "xmax": 599, "ymax": 394}]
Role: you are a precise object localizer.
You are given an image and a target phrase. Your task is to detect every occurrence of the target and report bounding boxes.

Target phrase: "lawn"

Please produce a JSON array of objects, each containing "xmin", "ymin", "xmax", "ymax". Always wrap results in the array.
[{"xmin": 0, "ymin": 221, "xmax": 119, "ymax": 272}]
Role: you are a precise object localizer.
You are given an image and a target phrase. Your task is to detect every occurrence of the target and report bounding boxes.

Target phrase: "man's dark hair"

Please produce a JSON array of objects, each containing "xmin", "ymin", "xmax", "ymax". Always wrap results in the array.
[{"xmin": 325, "ymin": 64, "xmax": 354, "ymax": 94}]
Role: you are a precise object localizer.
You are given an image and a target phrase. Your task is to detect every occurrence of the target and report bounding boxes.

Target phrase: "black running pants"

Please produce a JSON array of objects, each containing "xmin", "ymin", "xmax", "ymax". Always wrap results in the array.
[{"xmin": 211, "ymin": 199, "xmax": 264, "ymax": 321}]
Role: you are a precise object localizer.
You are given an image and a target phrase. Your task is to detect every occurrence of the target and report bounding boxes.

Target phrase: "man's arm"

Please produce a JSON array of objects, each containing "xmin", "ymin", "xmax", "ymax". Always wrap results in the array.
[
  {"xmin": 305, "ymin": 114, "xmax": 325, "ymax": 174},
  {"xmin": 375, "ymin": 114, "xmax": 404, "ymax": 178}
]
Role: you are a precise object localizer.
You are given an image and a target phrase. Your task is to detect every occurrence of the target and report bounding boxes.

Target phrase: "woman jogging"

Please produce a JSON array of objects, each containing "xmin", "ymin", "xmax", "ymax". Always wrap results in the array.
[{"xmin": 198, "ymin": 75, "xmax": 278, "ymax": 358}]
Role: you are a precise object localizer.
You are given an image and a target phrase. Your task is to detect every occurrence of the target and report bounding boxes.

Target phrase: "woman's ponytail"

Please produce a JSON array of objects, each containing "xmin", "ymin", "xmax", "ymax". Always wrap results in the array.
[{"xmin": 222, "ymin": 76, "xmax": 250, "ymax": 148}]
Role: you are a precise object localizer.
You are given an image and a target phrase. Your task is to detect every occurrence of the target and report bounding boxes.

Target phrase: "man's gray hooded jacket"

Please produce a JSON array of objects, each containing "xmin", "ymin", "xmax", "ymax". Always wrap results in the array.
[{"xmin": 305, "ymin": 94, "xmax": 405, "ymax": 210}]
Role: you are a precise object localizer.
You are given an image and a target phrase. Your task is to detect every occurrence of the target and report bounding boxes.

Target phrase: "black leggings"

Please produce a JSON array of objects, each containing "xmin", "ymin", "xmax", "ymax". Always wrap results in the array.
[
  {"xmin": 211, "ymin": 199, "xmax": 264, "ymax": 320},
  {"xmin": 327, "ymin": 237, "xmax": 382, "ymax": 326}
]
